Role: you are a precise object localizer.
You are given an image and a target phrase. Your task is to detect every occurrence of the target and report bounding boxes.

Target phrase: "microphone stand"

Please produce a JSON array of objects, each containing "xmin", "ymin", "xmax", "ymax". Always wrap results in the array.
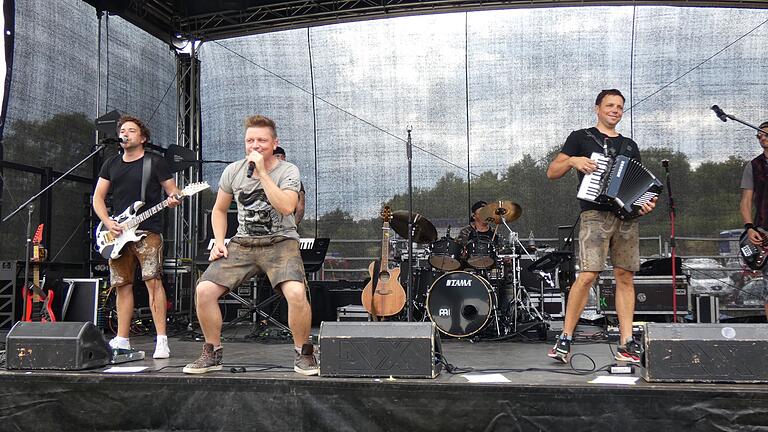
[
  {"xmin": 406, "ymin": 126, "xmax": 414, "ymax": 322},
  {"xmin": 662, "ymin": 160, "xmax": 678, "ymax": 320},
  {"xmin": 714, "ymin": 106, "xmax": 765, "ymax": 134},
  {"xmin": 2, "ymin": 143, "xmax": 107, "ymax": 223}
]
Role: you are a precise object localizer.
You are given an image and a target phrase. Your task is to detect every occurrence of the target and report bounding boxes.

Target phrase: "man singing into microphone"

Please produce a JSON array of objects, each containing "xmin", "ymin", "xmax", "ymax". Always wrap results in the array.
[
  {"xmin": 546, "ymin": 89, "xmax": 656, "ymax": 364},
  {"xmin": 739, "ymin": 121, "xmax": 768, "ymax": 319},
  {"xmin": 93, "ymin": 115, "xmax": 182, "ymax": 359},
  {"xmin": 183, "ymin": 115, "xmax": 318, "ymax": 375}
]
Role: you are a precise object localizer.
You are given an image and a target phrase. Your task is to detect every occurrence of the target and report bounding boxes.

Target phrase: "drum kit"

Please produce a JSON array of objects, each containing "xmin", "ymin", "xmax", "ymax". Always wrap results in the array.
[{"xmin": 390, "ymin": 201, "xmax": 566, "ymax": 339}]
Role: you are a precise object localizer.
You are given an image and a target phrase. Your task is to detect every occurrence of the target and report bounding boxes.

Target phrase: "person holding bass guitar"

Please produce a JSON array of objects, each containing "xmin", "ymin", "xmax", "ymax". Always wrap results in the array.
[
  {"xmin": 92, "ymin": 115, "xmax": 182, "ymax": 359},
  {"xmin": 739, "ymin": 121, "xmax": 768, "ymax": 320}
]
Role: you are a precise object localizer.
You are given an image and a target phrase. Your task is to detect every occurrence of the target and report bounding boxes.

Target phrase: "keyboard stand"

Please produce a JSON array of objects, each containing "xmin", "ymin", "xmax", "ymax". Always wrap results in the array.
[{"xmin": 221, "ymin": 287, "xmax": 289, "ymax": 333}]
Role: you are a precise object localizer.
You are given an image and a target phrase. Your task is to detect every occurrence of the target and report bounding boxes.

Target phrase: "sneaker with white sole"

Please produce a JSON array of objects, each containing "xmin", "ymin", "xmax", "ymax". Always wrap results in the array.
[
  {"xmin": 183, "ymin": 344, "xmax": 223, "ymax": 374},
  {"xmin": 109, "ymin": 337, "xmax": 130, "ymax": 350},
  {"xmin": 153, "ymin": 337, "xmax": 170, "ymax": 359},
  {"xmin": 294, "ymin": 343, "xmax": 319, "ymax": 376}
]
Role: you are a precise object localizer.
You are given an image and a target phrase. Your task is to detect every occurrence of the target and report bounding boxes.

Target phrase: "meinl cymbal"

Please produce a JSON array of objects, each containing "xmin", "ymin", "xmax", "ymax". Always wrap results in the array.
[
  {"xmin": 478, "ymin": 200, "xmax": 523, "ymax": 224},
  {"xmin": 390, "ymin": 211, "xmax": 438, "ymax": 243}
]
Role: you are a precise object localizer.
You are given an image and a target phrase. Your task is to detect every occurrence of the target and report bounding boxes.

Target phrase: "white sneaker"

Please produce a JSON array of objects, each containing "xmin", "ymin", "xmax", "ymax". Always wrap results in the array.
[
  {"xmin": 153, "ymin": 337, "xmax": 170, "ymax": 359},
  {"xmin": 109, "ymin": 337, "xmax": 130, "ymax": 350}
]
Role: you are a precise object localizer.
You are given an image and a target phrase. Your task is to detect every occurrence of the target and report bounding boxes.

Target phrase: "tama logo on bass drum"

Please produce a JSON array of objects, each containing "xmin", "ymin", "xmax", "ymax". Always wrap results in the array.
[{"xmin": 446, "ymin": 279, "xmax": 473, "ymax": 287}]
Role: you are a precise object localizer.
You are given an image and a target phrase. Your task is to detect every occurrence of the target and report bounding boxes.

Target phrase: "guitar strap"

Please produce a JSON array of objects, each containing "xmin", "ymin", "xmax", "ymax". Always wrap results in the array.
[{"xmin": 141, "ymin": 154, "xmax": 153, "ymax": 203}]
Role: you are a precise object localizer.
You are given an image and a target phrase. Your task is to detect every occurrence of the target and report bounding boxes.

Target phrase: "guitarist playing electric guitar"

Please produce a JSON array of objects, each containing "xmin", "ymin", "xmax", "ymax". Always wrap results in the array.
[
  {"xmin": 92, "ymin": 115, "xmax": 181, "ymax": 359},
  {"xmin": 362, "ymin": 206, "xmax": 406, "ymax": 319},
  {"xmin": 739, "ymin": 120, "xmax": 768, "ymax": 320}
]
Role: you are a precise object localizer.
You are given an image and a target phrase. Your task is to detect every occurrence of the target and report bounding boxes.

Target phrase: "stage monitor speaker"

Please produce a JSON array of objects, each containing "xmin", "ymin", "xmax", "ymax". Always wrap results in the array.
[
  {"xmin": 643, "ymin": 323, "xmax": 768, "ymax": 383},
  {"xmin": 5, "ymin": 321, "xmax": 110, "ymax": 370},
  {"xmin": 319, "ymin": 321, "xmax": 442, "ymax": 378}
]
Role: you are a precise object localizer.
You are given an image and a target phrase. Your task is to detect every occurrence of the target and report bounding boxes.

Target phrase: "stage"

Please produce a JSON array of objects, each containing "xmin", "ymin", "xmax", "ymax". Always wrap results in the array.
[{"xmin": 2, "ymin": 326, "xmax": 767, "ymax": 432}]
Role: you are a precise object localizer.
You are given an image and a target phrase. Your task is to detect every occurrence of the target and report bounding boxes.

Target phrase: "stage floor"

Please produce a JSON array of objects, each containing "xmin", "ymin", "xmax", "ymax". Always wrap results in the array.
[{"xmin": 2, "ymin": 325, "xmax": 768, "ymax": 431}]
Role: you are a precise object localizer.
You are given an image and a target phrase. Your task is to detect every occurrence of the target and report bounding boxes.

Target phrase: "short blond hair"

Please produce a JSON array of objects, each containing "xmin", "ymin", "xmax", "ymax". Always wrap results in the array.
[{"xmin": 244, "ymin": 115, "xmax": 277, "ymax": 138}]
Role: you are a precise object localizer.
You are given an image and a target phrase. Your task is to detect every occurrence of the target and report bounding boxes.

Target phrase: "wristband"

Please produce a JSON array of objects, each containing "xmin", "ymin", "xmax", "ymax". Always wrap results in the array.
[{"xmin": 745, "ymin": 223, "xmax": 755, "ymax": 231}]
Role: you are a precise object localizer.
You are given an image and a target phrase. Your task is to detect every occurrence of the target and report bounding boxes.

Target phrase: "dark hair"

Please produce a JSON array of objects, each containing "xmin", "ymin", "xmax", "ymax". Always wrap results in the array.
[
  {"xmin": 759, "ymin": 121, "xmax": 768, "ymax": 130},
  {"xmin": 244, "ymin": 115, "xmax": 277, "ymax": 138},
  {"xmin": 595, "ymin": 89, "xmax": 625, "ymax": 106},
  {"xmin": 274, "ymin": 146, "xmax": 286, "ymax": 156},
  {"xmin": 117, "ymin": 115, "xmax": 150, "ymax": 143},
  {"xmin": 471, "ymin": 200, "xmax": 487, "ymax": 215}
]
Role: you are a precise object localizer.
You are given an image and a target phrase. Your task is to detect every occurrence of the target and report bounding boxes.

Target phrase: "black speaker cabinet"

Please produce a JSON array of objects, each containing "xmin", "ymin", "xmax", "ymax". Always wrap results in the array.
[
  {"xmin": 319, "ymin": 321, "xmax": 442, "ymax": 378},
  {"xmin": 6, "ymin": 321, "xmax": 111, "ymax": 370},
  {"xmin": 643, "ymin": 323, "xmax": 768, "ymax": 383}
]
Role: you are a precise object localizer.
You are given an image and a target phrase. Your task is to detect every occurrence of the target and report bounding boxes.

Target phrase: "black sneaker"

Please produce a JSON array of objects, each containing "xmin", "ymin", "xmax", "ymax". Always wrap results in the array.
[
  {"xmin": 547, "ymin": 336, "xmax": 570, "ymax": 364},
  {"xmin": 615, "ymin": 338, "xmax": 642, "ymax": 364},
  {"xmin": 183, "ymin": 343, "xmax": 223, "ymax": 374},
  {"xmin": 294, "ymin": 343, "xmax": 319, "ymax": 376}
]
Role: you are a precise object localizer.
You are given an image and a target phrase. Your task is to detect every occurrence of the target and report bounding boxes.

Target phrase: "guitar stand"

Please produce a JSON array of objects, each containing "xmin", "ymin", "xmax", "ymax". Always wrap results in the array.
[{"xmin": 221, "ymin": 289, "xmax": 290, "ymax": 333}]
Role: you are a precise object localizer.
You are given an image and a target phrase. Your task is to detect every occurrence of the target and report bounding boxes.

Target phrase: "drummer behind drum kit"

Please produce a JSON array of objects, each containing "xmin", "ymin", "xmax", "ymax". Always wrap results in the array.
[{"xmin": 390, "ymin": 201, "xmax": 571, "ymax": 339}]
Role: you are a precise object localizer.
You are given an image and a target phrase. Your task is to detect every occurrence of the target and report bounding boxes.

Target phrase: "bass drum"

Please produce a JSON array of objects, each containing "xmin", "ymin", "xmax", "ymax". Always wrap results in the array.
[{"xmin": 426, "ymin": 271, "xmax": 494, "ymax": 337}]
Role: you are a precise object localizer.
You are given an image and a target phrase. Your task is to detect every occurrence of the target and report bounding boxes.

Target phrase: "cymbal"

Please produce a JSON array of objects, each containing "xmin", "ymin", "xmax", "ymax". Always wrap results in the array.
[
  {"xmin": 390, "ymin": 211, "xmax": 438, "ymax": 243},
  {"xmin": 478, "ymin": 200, "xmax": 522, "ymax": 224}
]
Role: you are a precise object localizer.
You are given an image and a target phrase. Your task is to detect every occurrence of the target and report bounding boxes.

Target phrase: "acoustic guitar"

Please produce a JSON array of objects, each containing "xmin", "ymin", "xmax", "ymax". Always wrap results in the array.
[{"xmin": 361, "ymin": 206, "xmax": 406, "ymax": 318}]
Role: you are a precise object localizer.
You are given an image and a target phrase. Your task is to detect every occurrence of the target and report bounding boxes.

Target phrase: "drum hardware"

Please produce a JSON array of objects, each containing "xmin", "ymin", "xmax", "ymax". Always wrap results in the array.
[{"xmin": 496, "ymin": 226, "xmax": 547, "ymax": 333}]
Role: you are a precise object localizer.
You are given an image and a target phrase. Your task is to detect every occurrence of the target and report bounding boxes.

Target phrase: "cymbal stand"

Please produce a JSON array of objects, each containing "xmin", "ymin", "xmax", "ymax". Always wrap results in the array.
[{"xmin": 500, "ymin": 220, "xmax": 544, "ymax": 333}]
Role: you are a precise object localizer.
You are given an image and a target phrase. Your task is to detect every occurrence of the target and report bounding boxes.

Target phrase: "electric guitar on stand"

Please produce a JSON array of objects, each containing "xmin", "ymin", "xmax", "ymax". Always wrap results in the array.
[
  {"xmin": 362, "ymin": 206, "xmax": 406, "ymax": 319},
  {"xmin": 22, "ymin": 224, "xmax": 56, "ymax": 322},
  {"xmin": 95, "ymin": 182, "xmax": 209, "ymax": 259},
  {"xmin": 739, "ymin": 226, "xmax": 768, "ymax": 270}
]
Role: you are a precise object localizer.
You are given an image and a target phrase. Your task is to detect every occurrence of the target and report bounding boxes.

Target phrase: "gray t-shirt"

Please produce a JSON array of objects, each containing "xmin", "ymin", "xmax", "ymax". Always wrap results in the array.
[{"xmin": 219, "ymin": 159, "xmax": 301, "ymax": 239}]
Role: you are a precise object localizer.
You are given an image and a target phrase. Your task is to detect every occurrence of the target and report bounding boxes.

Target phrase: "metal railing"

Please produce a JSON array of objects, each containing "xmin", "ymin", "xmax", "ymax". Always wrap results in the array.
[{"xmin": 317, "ymin": 235, "xmax": 746, "ymax": 280}]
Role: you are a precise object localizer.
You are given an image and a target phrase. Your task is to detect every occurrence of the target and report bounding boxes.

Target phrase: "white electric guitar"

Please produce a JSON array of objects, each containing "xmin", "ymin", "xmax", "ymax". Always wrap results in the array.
[{"xmin": 95, "ymin": 182, "xmax": 209, "ymax": 259}]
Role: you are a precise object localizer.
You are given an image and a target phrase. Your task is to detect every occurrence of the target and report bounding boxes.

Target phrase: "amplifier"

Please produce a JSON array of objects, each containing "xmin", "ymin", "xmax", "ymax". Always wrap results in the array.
[
  {"xmin": 695, "ymin": 294, "xmax": 720, "ymax": 323},
  {"xmin": 336, "ymin": 304, "xmax": 370, "ymax": 321},
  {"xmin": 529, "ymin": 293, "xmax": 565, "ymax": 318},
  {"xmin": 643, "ymin": 323, "xmax": 768, "ymax": 383},
  {"xmin": 319, "ymin": 321, "xmax": 441, "ymax": 378},
  {"xmin": 598, "ymin": 275, "xmax": 688, "ymax": 315}
]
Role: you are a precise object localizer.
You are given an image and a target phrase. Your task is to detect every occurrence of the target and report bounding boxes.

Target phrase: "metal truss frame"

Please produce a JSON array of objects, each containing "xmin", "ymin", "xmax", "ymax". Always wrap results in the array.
[{"xmin": 86, "ymin": 1, "xmax": 768, "ymax": 44}]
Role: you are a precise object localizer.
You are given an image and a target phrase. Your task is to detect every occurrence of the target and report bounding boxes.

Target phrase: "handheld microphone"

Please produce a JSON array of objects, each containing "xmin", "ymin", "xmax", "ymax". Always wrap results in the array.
[
  {"xmin": 247, "ymin": 162, "xmax": 255, "ymax": 178},
  {"xmin": 711, "ymin": 105, "xmax": 728, "ymax": 122}
]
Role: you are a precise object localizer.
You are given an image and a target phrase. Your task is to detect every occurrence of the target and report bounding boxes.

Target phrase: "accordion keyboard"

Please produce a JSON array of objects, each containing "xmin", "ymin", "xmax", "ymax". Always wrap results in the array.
[{"xmin": 576, "ymin": 152, "xmax": 610, "ymax": 202}]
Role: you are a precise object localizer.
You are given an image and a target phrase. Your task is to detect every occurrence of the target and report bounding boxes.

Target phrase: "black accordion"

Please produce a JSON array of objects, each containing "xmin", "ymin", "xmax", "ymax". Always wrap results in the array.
[{"xmin": 577, "ymin": 153, "xmax": 663, "ymax": 219}]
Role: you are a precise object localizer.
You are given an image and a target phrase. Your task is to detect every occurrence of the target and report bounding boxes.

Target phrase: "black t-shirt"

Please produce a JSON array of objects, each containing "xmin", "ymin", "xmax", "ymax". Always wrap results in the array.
[
  {"xmin": 560, "ymin": 127, "xmax": 642, "ymax": 212},
  {"xmin": 98, "ymin": 153, "xmax": 173, "ymax": 233}
]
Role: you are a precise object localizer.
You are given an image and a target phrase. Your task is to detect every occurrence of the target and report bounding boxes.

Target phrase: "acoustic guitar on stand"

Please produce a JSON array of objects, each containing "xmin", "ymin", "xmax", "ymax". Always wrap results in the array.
[{"xmin": 362, "ymin": 206, "xmax": 406, "ymax": 319}]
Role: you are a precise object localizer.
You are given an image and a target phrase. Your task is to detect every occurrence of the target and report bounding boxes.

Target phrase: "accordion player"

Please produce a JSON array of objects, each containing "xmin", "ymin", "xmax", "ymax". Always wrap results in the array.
[{"xmin": 577, "ymin": 152, "xmax": 663, "ymax": 219}]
